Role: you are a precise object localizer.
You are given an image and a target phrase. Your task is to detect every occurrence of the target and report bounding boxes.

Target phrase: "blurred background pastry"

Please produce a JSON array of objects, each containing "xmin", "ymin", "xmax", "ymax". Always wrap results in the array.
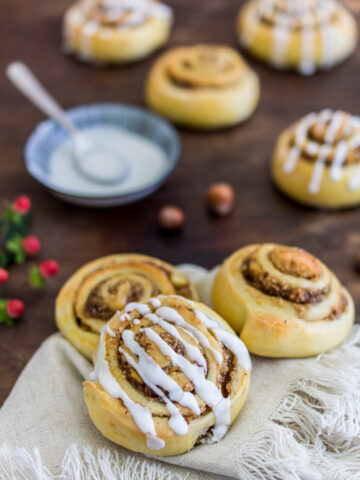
[
  {"xmin": 84, "ymin": 295, "xmax": 251, "ymax": 455},
  {"xmin": 213, "ymin": 243, "xmax": 354, "ymax": 357},
  {"xmin": 237, "ymin": 0, "xmax": 357, "ymax": 75},
  {"xmin": 272, "ymin": 109, "xmax": 360, "ymax": 208},
  {"xmin": 56, "ymin": 254, "xmax": 197, "ymax": 359},
  {"xmin": 145, "ymin": 44, "xmax": 260, "ymax": 130},
  {"xmin": 63, "ymin": 0, "xmax": 173, "ymax": 64}
]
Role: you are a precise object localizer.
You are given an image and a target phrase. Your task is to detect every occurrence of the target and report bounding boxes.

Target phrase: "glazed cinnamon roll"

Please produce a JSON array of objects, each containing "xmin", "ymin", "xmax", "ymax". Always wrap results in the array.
[
  {"xmin": 237, "ymin": 0, "xmax": 357, "ymax": 75},
  {"xmin": 84, "ymin": 295, "xmax": 251, "ymax": 455},
  {"xmin": 56, "ymin": 254, "xmax": 197, "ymax": 360},
  {"xmin": 272, "ymin": 109, "xmax": 360, "ymax": 208},
  {"xmin": 212, "ymin": 244, "xmax": 354, "ymax": 357},
  {"xmin": 145, "ymin": 44, "xmax": 260, "ymax": 130},
  {"xmin": 63, "ymin": 0, "xmax": 173, "ymax": 64}
]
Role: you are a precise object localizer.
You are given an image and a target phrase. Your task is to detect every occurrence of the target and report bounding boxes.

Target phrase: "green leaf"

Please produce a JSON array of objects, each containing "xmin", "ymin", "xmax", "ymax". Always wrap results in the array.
[
  {"xmin": 29, "ymin": 265, "xmax": 45, "ymax": 288},
  {"xmin": 5, "ymin": 235, "xmax": 26, "ymax": 264},
  {"xmin": 0, "ymin": 201, "xmax": 33, "ymax": 270},
  {"xmin": 0, "ymin": 249, "xmax": 9, "ymax": 268},
  {"xmin": 0, "ymin": 299, "xmax": 14, "ymax": 326}
]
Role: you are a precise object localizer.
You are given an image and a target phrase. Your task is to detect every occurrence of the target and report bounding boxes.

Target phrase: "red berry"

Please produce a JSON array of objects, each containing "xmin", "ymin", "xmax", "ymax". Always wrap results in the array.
[
  {"xmin": 40, "ymin": 260, "xmax": 59, "ymax": 278},
  {"xmin": 13, "ymin": 195, "xmax": 32, "ymax": 215},
  {"xmin": 22, "ymin": 236, "xmax": 41, "ymax": 256},
  {"xmin": 6, "ymin": 299, "xmax": 25, "ymax": 318},
  {"xmin": 0, "ymin": 268, "xmax": 9, "ymax": 284}
]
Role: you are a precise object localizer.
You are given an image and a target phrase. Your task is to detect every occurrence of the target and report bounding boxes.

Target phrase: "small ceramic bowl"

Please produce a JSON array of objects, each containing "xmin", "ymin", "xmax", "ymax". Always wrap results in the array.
[{"xmin": 25, "ymin": 103, "xmax": 181, "ymax": 207}]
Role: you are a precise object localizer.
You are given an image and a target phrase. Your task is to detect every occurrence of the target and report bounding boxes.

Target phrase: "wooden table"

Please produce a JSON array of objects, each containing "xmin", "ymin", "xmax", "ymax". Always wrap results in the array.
[{"xmin": 1, "ymin": 0, "xmax": 359, "ymax": 405}]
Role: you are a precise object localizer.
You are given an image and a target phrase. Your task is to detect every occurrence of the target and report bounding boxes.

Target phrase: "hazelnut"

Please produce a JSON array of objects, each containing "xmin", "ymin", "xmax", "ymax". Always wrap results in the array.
[
  {"xmin": 158, "ymin": 205, "xmax": 184, "ymax": 230},
  {"xmin": 207, "ymin": 183, "xmax": 235, "ymax": 216}
]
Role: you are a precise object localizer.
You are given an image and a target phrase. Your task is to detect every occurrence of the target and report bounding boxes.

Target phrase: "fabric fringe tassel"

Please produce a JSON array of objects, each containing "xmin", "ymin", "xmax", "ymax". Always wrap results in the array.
[
  {"xmin": 0, "ymin": 444, "xmax": 186, "ymax": 480},
  {"xmin": 1, "ymin": 330, "xmax": 359, "ymax": 480},
  {"xmin": 236, "ymin": 329, "xmax": 360, "ymax": 480}
]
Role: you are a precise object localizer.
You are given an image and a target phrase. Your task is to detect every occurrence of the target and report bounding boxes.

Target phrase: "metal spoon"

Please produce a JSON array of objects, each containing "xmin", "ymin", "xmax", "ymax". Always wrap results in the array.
[{"xmin": 6, "ymin": 61, "xmax": 129, "ymax": 185}]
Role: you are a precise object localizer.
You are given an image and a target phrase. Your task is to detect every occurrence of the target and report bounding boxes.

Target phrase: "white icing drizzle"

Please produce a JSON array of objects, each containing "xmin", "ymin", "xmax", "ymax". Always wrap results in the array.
[
  {"xmin": 325, "ymin": 110, "xmax": 345, "ymax": 143},
  {"xmin": 121, "ymin": 331, "xmax": 202, "ymax": 416},
  {"xmin": 64, "ymin": 8, "xmax": 84, "ymax": 51},
  {"xmin": 120, "ymin": 312, "xmax": 131, "ymax": 322},
  {"xmin": 155, "ymin": 306, "xmax": 223, "ymax": 364},
  {"xmin": 149, "ymin": 297, "xmax": 161, "ymax": 308},
  {"xmin": 92, "ymin": 298, "xmax": 251, "ymax": 449},
  {"xmin": 80, "ymin": 20, "xmax": 99, "ymax": 58},
  {"xmin": 125, "ymin": 302, "xmax": 151, "ymax": 315},
  {"xmin": 308, "ymin": 147, "xmax": 327, "ymax": 194},
  {"xmin": 94, "ymin": 326, "xmax": 165, "ymax": 450},
  {"xmin": 105, "ymin": 324, "xmax": 116, "ymax": 336},
  {"xmin": 144, "ymin": 312, "xmax": 207, "ymax": 370},
  {"xmin": 299, "ymin": 26, "xmax": 315, "ymax": 75},
  {"xmin": 273, "ymin": 22, "xmax": 289, "ymax": 68},
  {"xmin": 330, "ymin": 141, "xmax": 347, "ymax": 181},
  {"xmin": 283, "ymin": 146, "xmax": 300, "ymax": 173},
  {"xmin": 349, "ymin": 171, "xmax": 360, "ymax": 191},
  {"xmin": 282, "ymin": 109, "xmax": 360, "ymax": 193},
  {"xmin": 194, "ymin": 310, "xmax": 252, "ymax": 372},
  {"xmin": 247, "ymin": 0, "xmax": 339, "ymax": 75},
  {"xmin": 120, "ymin": 331, "xmax": 199, "ymax": 434},
  {"xmin": 144, "ymin": 327, "xmax": 231, "ymax": 442},
  {"xmin": 133, "ymin": 319, "xmax": 140, "ymax": 325}
]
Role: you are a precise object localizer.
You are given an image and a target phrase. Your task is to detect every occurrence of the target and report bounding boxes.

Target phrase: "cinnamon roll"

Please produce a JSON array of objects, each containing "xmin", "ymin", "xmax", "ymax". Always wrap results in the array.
[
  {"xmin": 63, "ymin": 0, "xmax": 173, "ymax": 64},
  {"xmin": 145, "ymin": 44, "xmax": 260, "ymax": 130},
  {"xmin": 56, "ymin": 254, "xmax": 197, "ymax": 360},
  {"xmin": 237, "ymin": 0, "xmax": 357, "ymax": 75},
  {"xmin": 212, "ymin": 244, "xmax": 354, "ymax": 357},
  {"xmin": 272, "ymin": 109, "xmax": 360, "ymax": 208},
  {"xmin": 84, "ymin": 295, "xmax": 251, "ymax": 455}
]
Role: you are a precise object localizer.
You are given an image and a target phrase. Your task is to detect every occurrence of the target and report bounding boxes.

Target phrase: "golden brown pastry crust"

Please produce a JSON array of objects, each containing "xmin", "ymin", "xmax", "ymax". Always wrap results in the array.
[
  {"xmin": 212, "ymin": 244, "xmax": 354, "ymax": 358},
  {"xmin": 237, "ymin": 0, "xmax": 357, "ymax": 74},
  {"xmin": 272, "ymin": 109, "xmax": 360, "ymax": 209},
  {"xmin": 83, "ymin": 295, "xmax": 251, "ymax": 455},
  {"xmin": 56, "ymin": 254, "xmax": 197, "ymax": 360},
  {"xmin": 145, "ymin": 44, "xmax": 260, "ymax": 130},
  {"xmin": 63, "ymin": 0, "xmax": 173, "ymax": 64}
]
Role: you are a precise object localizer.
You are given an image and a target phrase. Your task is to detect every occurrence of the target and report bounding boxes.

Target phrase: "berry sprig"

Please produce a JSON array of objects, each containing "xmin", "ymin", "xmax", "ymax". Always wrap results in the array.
[{"xmin": 0, "ymin": 195, "xmax": 59, "ymax": 326}]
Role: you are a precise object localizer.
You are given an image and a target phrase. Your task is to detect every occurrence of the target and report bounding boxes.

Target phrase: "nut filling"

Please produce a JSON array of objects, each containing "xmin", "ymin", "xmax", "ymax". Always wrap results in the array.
[
  {"xmin": 242, "ymin": 257, "xmax": 329, "ymax": 304},
  {"xmin": 74, "ymin": 261, "xmax": 193, "ymax": 331}
]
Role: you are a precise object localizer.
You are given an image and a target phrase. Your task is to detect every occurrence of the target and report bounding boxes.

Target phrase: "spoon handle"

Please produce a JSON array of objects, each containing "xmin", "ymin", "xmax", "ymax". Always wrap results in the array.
[{"xmin": 6, "ymin": 61, "xmax": 78, "ymax": 136}]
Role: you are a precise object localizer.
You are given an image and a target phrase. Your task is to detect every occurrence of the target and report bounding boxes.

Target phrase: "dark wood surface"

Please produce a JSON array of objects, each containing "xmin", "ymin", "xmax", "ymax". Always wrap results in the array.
[{"xmin": 1, "ymin": 0, "xmax": 359, "ymax": 405}]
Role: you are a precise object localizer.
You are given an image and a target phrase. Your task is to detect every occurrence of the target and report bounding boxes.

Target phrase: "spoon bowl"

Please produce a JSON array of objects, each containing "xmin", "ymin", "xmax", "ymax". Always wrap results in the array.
[
  {"xmin": 72, "ymin": 132, "xmax": 130, "ymax": 185},
  {"xmin": 6, "ymin": 61, "xmax": 129, "ymax": 186}
]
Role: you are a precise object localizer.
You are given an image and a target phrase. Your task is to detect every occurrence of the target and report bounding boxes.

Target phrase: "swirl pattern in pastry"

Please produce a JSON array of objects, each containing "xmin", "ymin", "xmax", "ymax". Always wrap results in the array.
[
  {"xmin": 237, "ymin": 0, "xmax": 357, "ymax": 74},
  {"xmin": 63, "ymin": 0, "xmax": 173, "ymax": 64},
  {"xmin": 212, "ymin": 244, "xmax": 354, "ymax": 357},
  {"xmin": 272, "ymin": 109, "xmax": 360, "ymax": 208},
  {"xmin": 145, "ymin": 44, "xmax": 260, "ymax": 130},
  {"xmin": 83, "ymin": 295, "xmax": 251, "ymax": 455},
  {"xmin": 56, "ymin": 254, "xmax": 197, "ymax": 360}
]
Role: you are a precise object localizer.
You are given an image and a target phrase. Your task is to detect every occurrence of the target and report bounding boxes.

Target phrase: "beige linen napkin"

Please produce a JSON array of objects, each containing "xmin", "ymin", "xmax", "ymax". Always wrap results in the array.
[{"xmin": 0, "ymin": 265, "xmax": 360, "ymax": 480}]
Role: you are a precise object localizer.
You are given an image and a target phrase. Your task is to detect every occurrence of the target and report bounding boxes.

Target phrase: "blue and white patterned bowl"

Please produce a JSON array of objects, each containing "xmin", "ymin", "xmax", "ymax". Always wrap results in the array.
[{"xmin": 25, "ymin": 103, "xmax": 181, "ymax": 207}]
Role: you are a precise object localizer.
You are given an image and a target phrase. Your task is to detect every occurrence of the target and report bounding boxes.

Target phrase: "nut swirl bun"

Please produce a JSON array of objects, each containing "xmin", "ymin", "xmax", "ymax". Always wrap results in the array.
[
  {"xmin": 56, "ymin": 254, "xmax": 197, "ymax": 360},
  {"xmin": 84, "ymin": 295, "xmax": 251, "ymax": 455},
  {"xmin": 145, "ymin": 44, "xmax": 260, "ymax": 130},
  {"xmin": 213, "ymin": 244, "xmax": 354, "ymax": 358},
  {"xmin": 272, "ymin": 109, "xmax": 360, "ymax": 208},
  {"xmin": 63, "ymin": 0, "xmax": 173, "ymax": 64},
  {"xmin": 237, "ymin": 0, "xmax": 357, "ymax": 75}
]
